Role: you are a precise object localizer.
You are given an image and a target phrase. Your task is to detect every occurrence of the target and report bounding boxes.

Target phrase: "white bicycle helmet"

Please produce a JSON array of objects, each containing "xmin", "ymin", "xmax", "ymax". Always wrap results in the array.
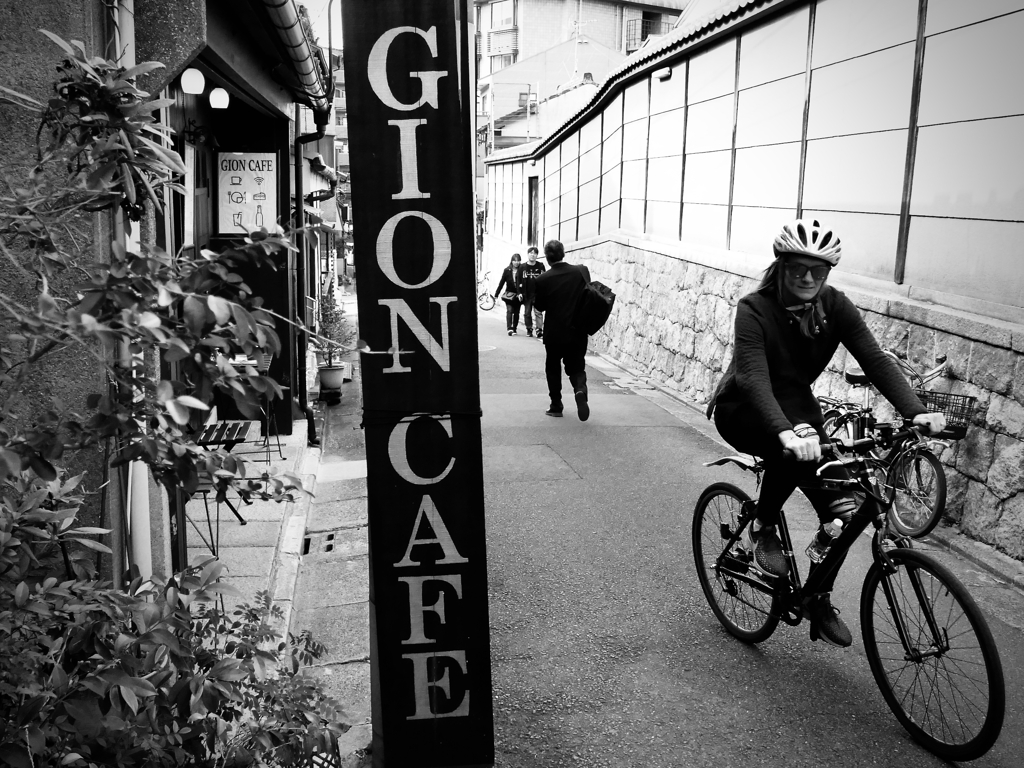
[{"xmin": 773, "ymin": 218, "xmax": 842, "ymax": 265}]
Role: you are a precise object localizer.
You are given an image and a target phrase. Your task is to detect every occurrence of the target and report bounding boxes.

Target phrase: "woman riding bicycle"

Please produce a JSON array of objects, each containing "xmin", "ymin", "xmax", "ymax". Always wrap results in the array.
[{"xmin": 706, "ymin": 219, "xmax": 946, "ymax": 647}]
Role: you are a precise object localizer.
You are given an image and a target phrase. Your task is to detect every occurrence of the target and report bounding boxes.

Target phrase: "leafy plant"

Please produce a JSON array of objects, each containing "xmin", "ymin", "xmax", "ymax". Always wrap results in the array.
[
  {"xmin": 316, "ymin": 279, "xmax": 352, "ymax": 368},
  {"xmin": 0, "ymin": 475, "xmax": 349, "ymax": 766}
]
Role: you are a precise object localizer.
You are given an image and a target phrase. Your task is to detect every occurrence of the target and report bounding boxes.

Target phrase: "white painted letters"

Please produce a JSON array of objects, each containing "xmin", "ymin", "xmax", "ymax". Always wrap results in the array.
[
  {"xmin": 403, "ymin": 651, "xmax": 470, "ymax": 720},
  {"xmin": 398, "ymin": 574, "xmax": 463, "ymax": 644},
  {"xmin": 376, "ymin": 211, "xmax": 451, "ymax": 289},
  {"xmin": 389, "ymin": 119, "xmax": 429, "ymax": 200},
  {"xmin": 395, "ymin": 495, "xmax": 469, "ymax": 568},
  {"xmin": 387, "ymin": 415, "xmax": 455, "ymax": 485},
  {"xmin": 368, "ymin": 27, "xmax": 447, "ymax": 111},
  {"xmin": 378, "ymin": 297, "xmax": 455, "ymax": 373}
]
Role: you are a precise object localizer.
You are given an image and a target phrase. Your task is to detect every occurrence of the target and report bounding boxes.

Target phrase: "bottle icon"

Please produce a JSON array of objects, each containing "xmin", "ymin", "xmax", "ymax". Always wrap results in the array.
[
  {"xmin": 806, "ymin": 518, "xmax": 843, "ymax": 563},
  {"xmin": 255, "ymin": 204, "xmax": 264, "ymax": 228}
]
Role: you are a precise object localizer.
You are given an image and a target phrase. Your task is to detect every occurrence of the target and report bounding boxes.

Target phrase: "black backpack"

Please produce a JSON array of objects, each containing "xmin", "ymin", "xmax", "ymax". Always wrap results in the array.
[{"xmin": 572, "ymin": 278, "xmax": 616, "ymax": 336}]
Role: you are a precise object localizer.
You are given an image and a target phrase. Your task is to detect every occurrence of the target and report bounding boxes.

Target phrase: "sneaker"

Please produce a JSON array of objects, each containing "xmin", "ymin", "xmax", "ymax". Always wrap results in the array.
[
  {"xmin": 545, "ymin": 407, "xmax": 563, "ymax": 417},
  {"xmin": 507, "ymin": 330, "xmax": 513, "ymax": 336},
  {"xmin": 809, "ymin": 594, "xmax": 853, "ymax": 647},
  {"xmin": 526, "ymin": 329, "xmax": 533, "ymax": 337},
  {"xmin": 536, "ymin": 330, "xmax": 543, "ymax": 339},
  {"xmin": 512, "ymin": 330, "xmax": 518, "ymax": 335},
  {"xmin": 747, "ymin": 524, "xmax": 789, "ymax": 578},
  {"xmin": 574, "ymin": 389, "xmax": 590, "ymax": 422}
]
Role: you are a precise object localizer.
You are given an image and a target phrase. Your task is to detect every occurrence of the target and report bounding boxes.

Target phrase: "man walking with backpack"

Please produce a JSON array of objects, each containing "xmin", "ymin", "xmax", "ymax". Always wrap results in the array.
[{"xmin": 533, "ymin": 240, "xmax": 591, "ymax": 421}]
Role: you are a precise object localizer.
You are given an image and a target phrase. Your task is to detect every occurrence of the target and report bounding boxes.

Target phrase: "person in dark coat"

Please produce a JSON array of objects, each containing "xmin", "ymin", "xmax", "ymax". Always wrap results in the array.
[
  {"xmin": 520, "ymin": 246, "xmax": 546, "ymax": 338},
  {"xmin": 533, "ymin": 240, "xmax": 591, "ymax": 421},
  {"xmin": 493, "ymin": 253, "xmax": 524, "ymax": 335},
  {"xmin": 707, "ymin": 218, "xmax": 947, "ymax": 647}
]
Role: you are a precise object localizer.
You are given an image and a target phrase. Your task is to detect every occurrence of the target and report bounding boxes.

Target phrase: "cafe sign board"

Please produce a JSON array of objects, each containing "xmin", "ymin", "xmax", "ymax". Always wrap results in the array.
[
  {"xmin": 216, "ymin": 153, "xmax": 277, "ymax": 232},
  {"xmin": 341, "ymin": 0, "xmax": 494, "ymax": 765}
]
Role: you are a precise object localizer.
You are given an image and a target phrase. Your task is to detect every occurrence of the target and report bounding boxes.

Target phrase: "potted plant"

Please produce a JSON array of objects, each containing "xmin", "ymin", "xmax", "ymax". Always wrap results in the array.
[{"xmin": 317, "ymin": 280, "xmax": 353, "ymax": 391}]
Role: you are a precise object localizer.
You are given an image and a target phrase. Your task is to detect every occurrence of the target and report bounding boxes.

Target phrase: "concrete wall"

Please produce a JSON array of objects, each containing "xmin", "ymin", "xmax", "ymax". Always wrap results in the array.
[{"xmin": 482, "ymin": 0, "xmax": 1024, "ymax": 561}]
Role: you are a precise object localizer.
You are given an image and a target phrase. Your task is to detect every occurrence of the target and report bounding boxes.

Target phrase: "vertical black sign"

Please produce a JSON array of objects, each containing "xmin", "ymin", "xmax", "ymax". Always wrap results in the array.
[{"xmin": 341, "ymin": 2, "xmax": 494, "ymax": 766}]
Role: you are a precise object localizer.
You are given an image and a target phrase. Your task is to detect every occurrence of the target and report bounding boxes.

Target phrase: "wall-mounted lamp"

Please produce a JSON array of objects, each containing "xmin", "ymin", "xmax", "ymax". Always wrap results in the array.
[
  {"xmin": 181, "ymin": 67, "xmax": 205, "ymax": 94},
  {"xmin": 654, "ymin": 67, "xmax": 672, "ymax": 81},
  {"xmin": 209, "ymin": 87, "xmax": 230, "ymax": 109},
  {"xmin": 183, "ymin": 118, "xmax": 217, "ymax": 147}
]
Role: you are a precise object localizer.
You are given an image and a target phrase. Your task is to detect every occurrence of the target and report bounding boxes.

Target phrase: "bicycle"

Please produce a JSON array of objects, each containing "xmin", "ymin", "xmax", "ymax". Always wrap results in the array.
[
  {"xmin": 817, "ymin": 350, "xmax": 975, "ymax": 538},
  {"xmin": 477, "ymin": 271, "xmax": 495, "ymax": 311},
  {"xmin": 693, "ymin": 426, "xmax": 1005, "ymax": 761}
]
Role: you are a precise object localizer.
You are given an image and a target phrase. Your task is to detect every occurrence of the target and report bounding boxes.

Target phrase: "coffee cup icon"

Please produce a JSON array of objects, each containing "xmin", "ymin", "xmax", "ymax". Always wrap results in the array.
[{"xmin": 230, "ymin": 176, "xmax": 242, "ymax": 186}]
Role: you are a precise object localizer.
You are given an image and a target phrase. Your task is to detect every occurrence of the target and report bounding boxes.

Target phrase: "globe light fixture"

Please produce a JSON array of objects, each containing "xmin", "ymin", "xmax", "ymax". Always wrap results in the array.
[
  {"xmin": 209, "ymin": 87, "xmax": 230, "ymax": 109},
  {"xmin": 181, "ymin": 67, "xmax": 205, "ymax": 94}
]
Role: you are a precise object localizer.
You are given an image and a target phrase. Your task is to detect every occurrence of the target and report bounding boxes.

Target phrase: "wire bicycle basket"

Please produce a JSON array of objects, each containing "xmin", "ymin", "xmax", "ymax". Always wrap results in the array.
[{"xmin": 914, "ymin": 389, "xmax": 977, "ymax": 439}]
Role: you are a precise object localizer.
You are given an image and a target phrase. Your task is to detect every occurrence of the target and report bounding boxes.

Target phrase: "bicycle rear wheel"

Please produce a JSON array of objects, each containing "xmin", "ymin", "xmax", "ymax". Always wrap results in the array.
[
  {"xmin": 692, "ymin": 483, "xmax": 780, "ymax": 643},
  {"xmin": 478, "ymin": 292, "xmax": 495, "ymax": 311},
  {"xmin": 887, "ymin": 447, "xmax": 946, "ymax": 538},
  {"xmin": 861, "ymin": 548, "xmax": 1004, "ymax": 761}
]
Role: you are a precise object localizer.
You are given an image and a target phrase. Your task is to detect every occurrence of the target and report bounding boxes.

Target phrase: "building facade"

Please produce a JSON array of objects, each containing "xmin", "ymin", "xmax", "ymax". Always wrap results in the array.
[{"xmin": 483, "ymin": 0, "xmax": 1024, "ymax": 561}]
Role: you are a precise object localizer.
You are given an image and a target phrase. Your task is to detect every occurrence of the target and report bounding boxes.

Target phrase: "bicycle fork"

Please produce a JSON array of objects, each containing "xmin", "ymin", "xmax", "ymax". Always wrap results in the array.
[{"xmin": 874, "ymin": 539, "xmax": 949, "ymax": 661}]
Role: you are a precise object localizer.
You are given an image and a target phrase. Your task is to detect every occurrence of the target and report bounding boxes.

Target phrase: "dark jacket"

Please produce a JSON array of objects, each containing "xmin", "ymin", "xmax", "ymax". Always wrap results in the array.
[
  {"xmin": 494, "ymin": 265, "xmax": 523, "ymax": 300},
  {"xmin": 533, "ymin": 261, "xmax": 591, "ymax": 345},
  {"xmin": 710, "ymin": 285, "xmax": 926, "ymax": 436},
  {"xmin": 520, "ymin": 259, "xmax": 546, "ymax": 300}
]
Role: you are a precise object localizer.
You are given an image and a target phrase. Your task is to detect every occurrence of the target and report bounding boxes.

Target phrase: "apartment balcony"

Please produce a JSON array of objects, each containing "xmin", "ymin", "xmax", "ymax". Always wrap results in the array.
[{"xmin": 625, "ymin": 19, "xmax": 673, "ymax": 53}]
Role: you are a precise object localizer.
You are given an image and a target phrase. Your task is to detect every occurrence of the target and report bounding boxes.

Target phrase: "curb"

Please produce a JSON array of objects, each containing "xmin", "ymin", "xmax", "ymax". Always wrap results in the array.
[{"xmin": 591, "ymin": 350, "xmax": 1024, "ymax": 593}]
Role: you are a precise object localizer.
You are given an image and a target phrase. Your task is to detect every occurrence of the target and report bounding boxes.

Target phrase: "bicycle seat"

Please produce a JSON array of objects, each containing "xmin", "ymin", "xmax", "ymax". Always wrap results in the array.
[{"xmin": 844, "ymin": 366, "xmax": 870, "ymax": 386}]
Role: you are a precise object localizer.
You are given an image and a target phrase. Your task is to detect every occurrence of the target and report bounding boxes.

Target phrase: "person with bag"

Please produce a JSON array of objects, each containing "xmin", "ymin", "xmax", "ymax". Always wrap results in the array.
[
  {"xmin": 533, "ymin": 240, "xmax": 592, "ymax": 421},
  {"xmin": 494, "ymin": 253, "xmax": 524, "ymax": 336},
  {"xmin": 520, "ymin": 246, "xmax": 546, "ymax": 338}
]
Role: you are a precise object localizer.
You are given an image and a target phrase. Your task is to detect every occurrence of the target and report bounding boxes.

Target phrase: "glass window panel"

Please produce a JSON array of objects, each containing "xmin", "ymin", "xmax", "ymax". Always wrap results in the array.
[
  {"xmin": 807, "ymin": 44, "xmax": 914, "ymax": 139},
  {"xmin": 561, "ymin": 159, "xmax": 578, "ymax": 193},
  {"xmin": 560, "ymin": 190, "xmax": 577, "ymax": 222},
  {"xmin": 579, "ymin": 147, "xmax": 601, "ymax": 184},
  {"xmin": 602, "ymin": 128, "xmax": 623, "ymax": 173},
  {"xmin": 918, "ymin": 14, "xmax": 1024, "ymax": 126},
  {"xmin": 685, "ymin": 95, "xmax": 735, "ymax": 153},
  {"xmin": 579, "ymin": 178, "xmax": 601, "ymax": 215},
  {"xmin": 491, "ymin": 0, "xmax": 514, "ymax": 28},
  {"xmin": 682, "ymin": 150, "xmax": 732, "ymax": 205},
  {"xmin": 732, "ymin": 143, "xmax": 801, "ymax": 208},
  {"xmin": 561, "ymin": 131, "xmax": 580, "ymax": 163},
  {"xmin": 911, "ymin": 116, "xmax": 1024, "ymax": 221},
  {"xmin": 545, "ymin": 168, "xmax": 560, "ymax": 202},
  {"xmin": 621, "ymin": 199, "xmax": 645, "ymax": 233},
  {"xmin": 681, "ymin": 203, "xmax": 728, "ymax": 249},
  {"xmin": 646, "ymin": 200, "xmax": 681, "ymax": 240},
  {"xmin": 926, "ymin": 0, "xmax": 1023, "ymax": 36},
  {"xmin": 802, "ymin": 131, "xmax": 908, "ymax": 214},
  {"xmin": 578, "ymin": 210, "xmax": 599, "ymax": 240},
  {"xmin": 603, "ymin": 93, "xmax": 623, "ymax": 138},
  {"xmin": 738, "ymin": 5, "xmax": 810, "ymax": 90},
  {"xmin": 580, "ymin": 118, "xmax": 602, "ymax": 153},
  {"xmin": 601, "ymin": 166, "xmax": 621, "ymax": 207},
  {"xmin": 735, "ymin": 75, "xmax": 805, "ymax": 148},
  {"xmin": 545, "ymin": 196, "xmax": 560, "ymax": 227},
  {"xmin": 544, "ymin": 146, "xmax": 560, "ymax": 177},
  {"xmin": 649, "ymin": 109, "xmax": 685, "ymax": 158},
  {"xmin": 623, "ymin": 79, "xmax": 650, "ymax": 123},
  {"xmin": 623, "ymin": 118, "xmax": 649, "ymax": 161},
  {"xmin": 905, "ymin": 216, "xmax": 1024, "ymax": 308},
  {"xmin": 651, "ymin": 62, "xmax": 687, "ymax": 115},
  {"xmin": 646, "ymin": 155, "xmax": 683, "ymax": 203},
  {"xmin": 730, "ymin": 206, "xmax": 796, "ymax": 257},
  {"xmin": 512, "ymin": 162, "xmax": 523, "ymax": 183},
  {"xmin": 688, "ymin": 38, "xmax": 736, "ymax": 104},
  {"xmin": 812, "ymin": 0, "xmax": 918, "ymax": 69},
  {"xmin": 621, "ymin": 159, "xmax": 647, "ymax": 200},
  {"xmin": 802, "ymin": 209, "xmax": 899, "ymax": 281},
  {"xmin": 600, "ymin": 201, "xmax": 620, "ymax": 234}
]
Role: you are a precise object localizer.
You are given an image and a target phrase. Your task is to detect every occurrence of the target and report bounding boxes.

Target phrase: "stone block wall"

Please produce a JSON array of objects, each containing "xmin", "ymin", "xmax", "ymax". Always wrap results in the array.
[{"xmin": 577, "ymin": 238, "xmax": 1024, "ymax": 562}]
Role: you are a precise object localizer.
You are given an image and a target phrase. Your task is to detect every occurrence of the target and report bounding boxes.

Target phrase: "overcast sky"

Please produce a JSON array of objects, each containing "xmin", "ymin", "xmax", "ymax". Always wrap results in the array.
[{"xmin": 301, "ymin": 0, "xmax": 341, "ymax": 51}]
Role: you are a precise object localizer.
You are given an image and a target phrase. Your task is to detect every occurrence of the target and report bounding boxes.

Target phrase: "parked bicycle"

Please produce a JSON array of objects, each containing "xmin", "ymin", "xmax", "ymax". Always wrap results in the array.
[
  {"xmin": 817, "ymin": 350, "xmax": 975, "ymax": 538},
  {"xmin": 693, "ymin": 426, "xmax": 1004, "ymax": 761},
  {"xmin": 477, "ymin": 271, "xmax": 495, "ymax": 311}
]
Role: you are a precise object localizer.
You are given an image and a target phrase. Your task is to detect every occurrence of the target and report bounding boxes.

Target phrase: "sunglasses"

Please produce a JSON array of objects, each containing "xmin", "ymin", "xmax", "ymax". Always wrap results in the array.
[{"xmin": 784, "ymin": 263, "xmax": 831, "ymax": 282}]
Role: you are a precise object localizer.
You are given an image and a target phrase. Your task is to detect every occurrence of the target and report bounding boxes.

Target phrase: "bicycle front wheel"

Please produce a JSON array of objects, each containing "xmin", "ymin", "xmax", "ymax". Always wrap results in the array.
[
  {"xmin": 888, "ymin": 448, "xmax": 946, "ymax": 538},
  {"xmin": 478, "ymin": 292, "xmax": 495, "ymax": 311},
  {"xmin": 692, "ymin": 483, "xmax": 780, "ymax": 643},
  {"xmin": 861, "ymin": 548, "xmax": 1004, "ymax": 761}
]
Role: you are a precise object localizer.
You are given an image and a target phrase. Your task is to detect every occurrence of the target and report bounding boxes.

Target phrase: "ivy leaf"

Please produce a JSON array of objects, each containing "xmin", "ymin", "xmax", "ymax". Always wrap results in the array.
[
  {"xmin": 183, "ymin": 295, "xmax": 206, "ymax": 334},
  {"xmin": 175, "ymin": 395, "xmax": 209, "ymax": 410},
  {"xmin": 166, "ymin": 399, "xmax": 190, "ymax": 425}
]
